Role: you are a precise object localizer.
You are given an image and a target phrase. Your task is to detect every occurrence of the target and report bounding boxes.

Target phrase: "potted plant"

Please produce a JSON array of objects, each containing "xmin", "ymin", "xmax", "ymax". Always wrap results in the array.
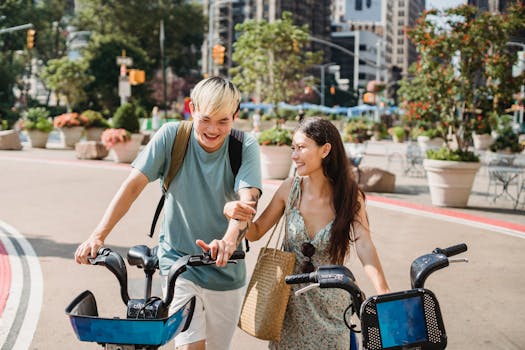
[
  {"xmin": 22, "ymin": 107, "xmax": 54, "ymax": 148},
  {"xmin": 489, "ymin": 128, "xmax": 523, "ymax": 154},
  {"xmin": 104, "ymin": 103, "xmax": 144, "ymax": 163},
  {"xmin": 398, "ymin": 5, "xmax": 525, "ymax": 207},
  {"xmin": 53, "ymin": 112, "xmax": 88, "ymax": 148},
  {"xmin": 388, "ymin": 126, "xmax": 406, "ymax": 143},
  {"xmin": 343, "ymin": 118, "xmax": 372, "ymax": 144},
  {"xmin": 82, "ymin": 110, "xmax": 110, "ymax": 141},
  {"xmin": 258, "ymin": 126, "xmax": 293, "ymax": 179},
  {"xmin": 470, "ymin": 113, "xmax": 494, "ymax": 151},
  {"xmin": 0, "ymin": 108, "xmax": 23, "ymax": 150},
  {"xmin": 414, "ymin": 125, "xmax": 445, "ymax": 155}
]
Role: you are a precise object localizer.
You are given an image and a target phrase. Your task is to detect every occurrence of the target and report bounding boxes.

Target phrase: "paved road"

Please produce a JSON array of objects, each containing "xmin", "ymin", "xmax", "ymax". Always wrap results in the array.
[{"xmin": 0, "ymin": 143, "xmax": 524, "ymax": 350}]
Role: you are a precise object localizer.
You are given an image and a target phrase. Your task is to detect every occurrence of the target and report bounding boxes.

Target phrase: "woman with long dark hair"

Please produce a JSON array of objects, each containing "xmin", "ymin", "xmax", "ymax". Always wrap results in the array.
[{"xmin": 228, "ymin": 118, "xmax": 390, "ymax": 349}]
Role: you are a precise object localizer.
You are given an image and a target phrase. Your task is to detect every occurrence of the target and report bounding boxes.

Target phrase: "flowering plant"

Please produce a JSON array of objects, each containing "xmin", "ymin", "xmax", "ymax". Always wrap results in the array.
[
  {"xmin": 53, "ymin": 112, "xmax": 88, "ymax": 128},
  {"xmin": 101, "ymin": 128, "xmax": 131, "ymax": 149}
]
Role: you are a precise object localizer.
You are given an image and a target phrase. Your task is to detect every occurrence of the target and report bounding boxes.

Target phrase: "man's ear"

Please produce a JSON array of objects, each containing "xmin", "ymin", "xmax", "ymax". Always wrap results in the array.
[
  {"xmin": 189, "ymin": 101, "xmax": 195, "ymax": 113},
  {"xmin": 233, "ymin": 108, "xmax": 240, "ymax": 121}
]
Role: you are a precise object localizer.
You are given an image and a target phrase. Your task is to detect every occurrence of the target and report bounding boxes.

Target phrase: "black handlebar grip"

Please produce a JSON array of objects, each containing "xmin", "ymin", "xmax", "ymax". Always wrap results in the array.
[
  {"xmin": 230, "ymin": 250, "xmax": 246, "ymax": 260},
  {"xmin": 285, "ymin": 273, "xmax": 313, "ymax": 285},
  {"xmin": 436, "ymin": 243, "xmax": 467, "ymax": 257}
]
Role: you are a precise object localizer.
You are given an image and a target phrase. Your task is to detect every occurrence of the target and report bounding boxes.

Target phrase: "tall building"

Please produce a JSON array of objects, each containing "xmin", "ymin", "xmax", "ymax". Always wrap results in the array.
[
  {"xmin": 467, "ymin": 0, "xmax": 524, "ymax": 12},
  {"xmin": 202, "ymin": 0, "xmax": 332, "ymax": 77},
  {"xmin": 384, "ymin": 0, "xmax": 425, "ymax": 76}
]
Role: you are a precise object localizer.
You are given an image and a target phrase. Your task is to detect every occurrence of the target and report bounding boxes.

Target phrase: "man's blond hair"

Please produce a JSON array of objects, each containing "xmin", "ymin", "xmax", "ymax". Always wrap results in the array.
[{"xmin": 190, "ymin": 76, "xmax": 241, "ymax": 118}]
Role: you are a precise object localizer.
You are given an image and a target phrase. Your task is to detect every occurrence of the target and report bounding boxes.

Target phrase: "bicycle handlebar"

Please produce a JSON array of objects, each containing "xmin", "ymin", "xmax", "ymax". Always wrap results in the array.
[
  {"xmin": 410, "ymin": 243, "xmax": 468, "ymax": 289},
  {"xmin": 432, "ymin": 243, "xmax": 467, "ymax": 257},
  {"xmin": 88, "ymin": 246, "xmax": 245, "ymax": 310},
  {"xmin": 284, "ymin": 272, "xmax": 314, "ymax": 285},
  {"xmin": 285, "ymin": 244, "xmax": 468, "ymax": 320}
]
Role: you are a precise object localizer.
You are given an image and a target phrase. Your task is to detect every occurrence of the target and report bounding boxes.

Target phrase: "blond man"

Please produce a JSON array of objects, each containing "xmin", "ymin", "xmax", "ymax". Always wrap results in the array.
[{"xmin": 75, "ymin": 76, "xmax": 262, "ymax": 349}]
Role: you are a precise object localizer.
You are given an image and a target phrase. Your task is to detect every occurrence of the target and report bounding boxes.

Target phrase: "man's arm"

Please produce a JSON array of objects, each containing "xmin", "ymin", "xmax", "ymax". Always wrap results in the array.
[{"xmin": 197, "ymin": 187, "xmax": 260, "ymax": 266}]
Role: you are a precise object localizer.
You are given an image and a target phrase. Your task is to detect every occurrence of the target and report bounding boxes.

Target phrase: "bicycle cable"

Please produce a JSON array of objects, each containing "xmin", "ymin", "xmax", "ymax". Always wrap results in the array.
[
  {"xmin": 343, "ymin": 303, "xmax": 361, "ymax": 333},
  {"xmin": 136, "ymin": 296, "xmax": 162, "ymax": 319}
]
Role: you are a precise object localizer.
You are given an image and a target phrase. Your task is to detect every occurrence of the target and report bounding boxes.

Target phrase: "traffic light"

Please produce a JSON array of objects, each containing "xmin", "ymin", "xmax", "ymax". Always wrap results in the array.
[
  {"xmin": 212, "ymin": 44, "xmax": 225, "ymax": 65},
  {"xmin": 363, "ymin": 92, "xmax": 376, "ymax": 105},
  {"xmin": 329, "ymin": 86, "xmax": 336, "ymax": 95},
  {"xmin": 27, "ymin": 29, "xmax": 36, "ymax": 49},
  {"xmin": 129, "ymin": 69, "xmax": 146, "ymax": 85}
]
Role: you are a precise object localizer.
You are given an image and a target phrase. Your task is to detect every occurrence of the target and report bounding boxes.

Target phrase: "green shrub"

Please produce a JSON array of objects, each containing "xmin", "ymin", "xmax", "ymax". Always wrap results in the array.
[
  {"xmin": 112, "ymin": 103, "xmax": 140, "ymax": 133},
  {"xmin": 23, "ymin": 107, "xmax": 54, "ymax": 132},
  {"xmin": 258, "ymin": 126, "xmax": 292, "ymax": 146},
  {"xmin": 426, "ymin": 147, "xmax": 479, "ymax": 162},
  {"xmin": 489, "ymin": 128, "xmax": 523, "ymax": 153},
  {"xmin": 0, "ymin": 108, "xmax": 20, "ymax": 130},
  {"xmin": 81, "ymin": 110, "xmax": 110, "ymax": 128}
]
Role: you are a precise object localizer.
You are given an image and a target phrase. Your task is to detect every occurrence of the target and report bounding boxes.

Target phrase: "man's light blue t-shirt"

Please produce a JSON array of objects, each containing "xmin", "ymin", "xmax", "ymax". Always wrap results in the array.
[{"xmin": 132, "ymin": 122, "xmax": 262, "ymax": 291}]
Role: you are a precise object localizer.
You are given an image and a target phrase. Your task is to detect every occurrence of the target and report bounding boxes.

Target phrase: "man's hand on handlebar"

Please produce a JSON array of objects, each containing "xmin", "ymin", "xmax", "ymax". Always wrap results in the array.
[
  {"xmin": 196, "ymin": 238, "xmax": 236, "ymax": 267},
  {"xmin": 75, "ymin": 237, "xmax": 105, "ymax": 265},
  {"xmin": 223, "ymin": 200, "xmax": 256, "ymax": 221}
]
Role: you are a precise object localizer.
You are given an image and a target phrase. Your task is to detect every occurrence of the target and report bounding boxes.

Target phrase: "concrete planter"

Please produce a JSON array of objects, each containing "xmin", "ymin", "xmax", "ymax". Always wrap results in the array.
[
  {"xmin": 59, "ymin": 126, "xmax": 84, "ymax": 148},
  {"xmin": 85, "ymin": 127, "xmax": 106, "ymax": 141},
  {"xmin": 472, "ymin": 133, "xmax": 493, "ymax": 151},
  {"xmin": 109, "ymin": 133, "xmax": 144, "ymax": 163},
  {"xmin": 25, "ymin": 130, "xmax": 50, "ymax": 148},
  {"xmin": 260, "ymin": 145, "xmax": 293, "ymax": 179},
  {"xmin": 423, "ymin": 159, "xmax": 481, "ymax": 207}
]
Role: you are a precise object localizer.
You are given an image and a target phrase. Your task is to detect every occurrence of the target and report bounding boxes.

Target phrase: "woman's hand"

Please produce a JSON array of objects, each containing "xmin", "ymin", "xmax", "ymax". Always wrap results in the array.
[{"xmin": 223, "ymin": 200, "xmax": 256, "ymax": 221}]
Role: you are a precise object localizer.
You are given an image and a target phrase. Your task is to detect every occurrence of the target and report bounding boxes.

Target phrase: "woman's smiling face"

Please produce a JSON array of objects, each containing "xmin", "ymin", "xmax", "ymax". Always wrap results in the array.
[{"xmin": 291, "ymin": 131, "xmax": 330, "ymax": 176}]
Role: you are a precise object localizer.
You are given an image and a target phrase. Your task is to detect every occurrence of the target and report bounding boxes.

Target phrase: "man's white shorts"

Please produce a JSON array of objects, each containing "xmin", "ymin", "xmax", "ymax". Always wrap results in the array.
[{"xmin": 162, "ymin": 277, "xmax": 245, "ymax": 349}]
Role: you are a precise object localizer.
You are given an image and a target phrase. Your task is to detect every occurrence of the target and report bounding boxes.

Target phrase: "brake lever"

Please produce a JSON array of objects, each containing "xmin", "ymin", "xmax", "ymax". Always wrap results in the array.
[
  {"xmin": 295, "ymin": 283, "xmax": 320, "ymax": 296},
  {"xmin": 87, "ymin": 247, "xmax": 112, "ymax": 265}
]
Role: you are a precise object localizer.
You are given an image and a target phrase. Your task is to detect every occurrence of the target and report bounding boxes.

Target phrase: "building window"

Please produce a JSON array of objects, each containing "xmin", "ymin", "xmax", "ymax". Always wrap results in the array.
[{"xmin": 356, "ymin": 0, "xmax": 363, "ymax": 11}]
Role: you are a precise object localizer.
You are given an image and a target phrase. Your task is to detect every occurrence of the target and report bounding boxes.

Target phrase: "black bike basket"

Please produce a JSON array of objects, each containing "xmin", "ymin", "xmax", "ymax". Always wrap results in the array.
[{"xmin": 360, "ymin": 288, "xmax": 447, "ymax": 350}]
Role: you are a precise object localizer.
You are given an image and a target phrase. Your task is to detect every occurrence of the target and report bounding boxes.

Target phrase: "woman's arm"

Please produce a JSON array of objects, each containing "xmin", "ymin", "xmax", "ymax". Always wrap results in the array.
[
  {"xmin": 245, "ymin": 179, "xmax": 293, "ymax": 242},
  {"xmin": 353, "ymin": 195, "xmax": 390, "ymax": 295}
]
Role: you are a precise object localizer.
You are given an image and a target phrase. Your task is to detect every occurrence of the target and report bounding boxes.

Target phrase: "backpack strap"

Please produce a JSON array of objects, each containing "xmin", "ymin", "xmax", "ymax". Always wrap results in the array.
[
  {"xmin": 149, "ymin": 121, "xmax": 193, "ymax": 238},
  {"xmin": 229, "ymin": 128, "xmax": 243, "ymax": 177}
]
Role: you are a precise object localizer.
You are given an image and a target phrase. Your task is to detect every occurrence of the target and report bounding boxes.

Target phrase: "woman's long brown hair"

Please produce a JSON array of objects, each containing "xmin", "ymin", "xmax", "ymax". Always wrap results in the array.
[{"xmin": 296, "ymin": 118, "xmax": 363, "ymax": 265}]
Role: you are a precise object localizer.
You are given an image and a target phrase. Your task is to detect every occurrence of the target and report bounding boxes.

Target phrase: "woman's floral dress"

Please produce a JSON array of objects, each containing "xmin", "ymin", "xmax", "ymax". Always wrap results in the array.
[{"xmin": 269, "ymin": 177, "xmax": 352, "ymax": 350}]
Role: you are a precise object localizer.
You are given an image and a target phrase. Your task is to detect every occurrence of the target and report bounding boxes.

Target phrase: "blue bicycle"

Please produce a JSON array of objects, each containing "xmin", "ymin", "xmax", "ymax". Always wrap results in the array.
[
  {"xmin": 66, "ymin": 245, "xmax": 244, "ymax": 350},
  {"xmin": 285, "ymin": 243, "xmax": 468, "ymax": 350}
]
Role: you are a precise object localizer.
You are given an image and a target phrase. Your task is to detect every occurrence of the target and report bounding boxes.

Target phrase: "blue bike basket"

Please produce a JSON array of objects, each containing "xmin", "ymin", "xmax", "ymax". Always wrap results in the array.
[{"xmin": 66, "ymin": 290, "xmax": 195, "ymax": 346}]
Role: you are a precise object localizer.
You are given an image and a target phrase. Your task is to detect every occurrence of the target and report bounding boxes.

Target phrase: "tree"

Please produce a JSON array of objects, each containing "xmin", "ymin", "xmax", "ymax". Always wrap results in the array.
[
  {"xmin": 0, "ymin": 0, "xmax": 70, "ymax": 108},
  {"xmin": 73, "ymin": 0, "xmax": 205, "ymax": 77},
  {"xmin": 82, "ymin": 35, "xmax": 151, "ymax": 113},
  {"xmin": 230, "ymin": 12, "xmax": 322, "ymax": 110},
  {"xmin": 40, "ymin": 56, "xmax": 94, "ymax": 112},
  {"xmin": 398, "ymin": 4, "xmax": 525, "ymax": 153}
]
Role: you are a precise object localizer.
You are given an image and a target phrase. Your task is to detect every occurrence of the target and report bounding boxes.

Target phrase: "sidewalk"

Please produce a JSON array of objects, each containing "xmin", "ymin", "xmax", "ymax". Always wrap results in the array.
[{"xmin": 2, "ymin": 137, "xmax": 523, "ymax": 226}]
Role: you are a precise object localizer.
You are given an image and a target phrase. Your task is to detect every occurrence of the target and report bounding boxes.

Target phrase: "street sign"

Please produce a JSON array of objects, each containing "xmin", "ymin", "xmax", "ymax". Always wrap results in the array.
[
  {"xmin": 119, "ymin": 76, "xmax": 131, "ymax": 98},
  {"xmin": 116, "ymin": 56, "xmax": 133, "ymax": 66}
]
